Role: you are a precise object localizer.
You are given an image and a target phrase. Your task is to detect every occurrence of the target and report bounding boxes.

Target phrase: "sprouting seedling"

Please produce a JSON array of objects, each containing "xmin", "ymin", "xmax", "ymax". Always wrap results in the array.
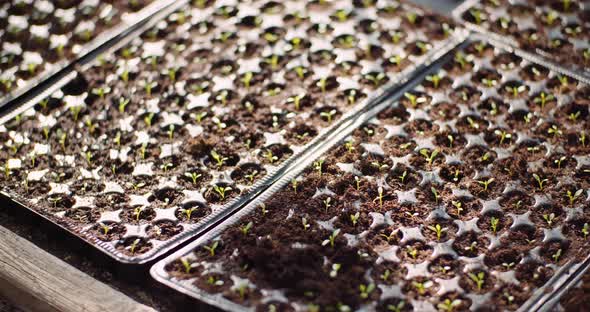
[
  {"xmin": 454, "ymin": 51, "xmax": 467, "ymax": 69},
  {"xmin": 354, "ymin": 176, "xmax": 361, "ymax": 190},
  {"xmin": 431, "ymin": 187, "xmax": 440, "ymax": 204},
  {"xmin": 403, "ymin": 92, "xmax": 418, "ymax": 107},
  {"xmin": 210, "ymin": 150, "xmax": 227, "ymax": 168},
  {"xmin": 580, "ymin": 132, "xmax": 587, "ymax": 147},
  {"xmin": 140, "ymin": 143, "xmax": 148, "ymax": 160},
  {"xmin": 466, "ymin": 117, "xmax": 479, "ymax": 130},
  {"xmin": 532, "ymin": 173, "xmax": 548, "ymax": 190},
  {"xmin": 262, "ymin": 150, "xmax": 278, "ymax": 164},
  {"xmin": 291, "ymin": 179, "xmax": 298, "ymax": 193},
  {"xmin": 167, "ymin": 125, "xmax": 175, "ymax": 140},
  {"xmin": 180, "ymin": 258, "xmax": 192, "ymax": 274},
  {"xmin": 84, "ymin": 151, "xmax": 93, "ymax": 166},
  {"xmin": 144, "ymin": 81, "xmax": 155, "ymax": 96},
  {"xmin": 99, "ymin": 223, "xmax": 110, "ymax": 236},
  {"xmin": 329, "ymin": 263, "xmax": 341, "ymax": 278},
  {"xmin": 452, "ymin": 201, "xmax": 463, "ymax": 216},
  {"xmin": 399, "ymin": 170, "xmax": 408, "ymax": 184},
  {"xmin": 380, "ymin": 269, "xmax": 392, "ymax": 282},
  {"xmin": 322, "ymin": 229, "xmax": 341, "ymax": 248},
  {"xmin": 406, "ymin": 246, "xmax": 418, "ymax": 260},
  {"xmin": 350, "ymin": 212, "xmax": 360, "ymax": 226},
  {"xmin": 184, "ymin": 172, "xmax": 202, "ymax": 185},
  {"xmin": 341, "ymin": 141, "xmax": 355, "ymax": 155},
  {"xmin": 569, "ymin": 111, "xmax": 581, "ymax": 122},
  {"xmin": 259, "ymin": 203, "xmax": 269, "ymax": 216},
  {"xmin": 161, "ymin": 162, "xmax": 173, "ymax": 173},
  {"xmin": 320, "ymin": 109, "xmax": 337, "ymax": 123},
  {"xmin": 481, "ymin": 78, "xmax": 497, "ymax": 88},
  {"xmin": 129, "ymin": 238, "xmax": 141, "ymax": 254},
  {"xmin": 143, "ymin": 112, "xmax": 155, "ymax": 127},
  {"xmin": 468, "ymin": 272, "xmax": 485, "ymax": 291},
  {"xmin": 412, "ymin": 280, "xmax": 432, "ymax": 295},
  {"xmin": 502, "ymin": 262, "xmax": 515, "ymax": 270},
  {"xmin": 364, "ymin": 72, "xmax": 387, "ymax": 87},
  {"xmin": 494, "ymin": 130, "xmax": 512, "ymax": 145},
  {"xmin": 447, "ymin": 135, "xmax": 454, "ymax": 148},
  {"xmin": 533, "ymin": 92, "xmax": 555, "ymax": 109},
  {"xmin": 465, "ymin": 241, "xmax": 478, "ymax": 252},
  {"xmin": 490, "ymin": 216, "xmax": 499, "ymax": 234},
  {"xmin": 425, "ymin": 74, "xmax": 441, "ymax": 88},
  {"xmin": 543, "ymin": 213, "xmax": 556, "ymax": 226},
  {"xmin": 437, "ymin": 299, "xmax": 461, "ymax": 312},
  {"xmin": 133, "ymin": 207, "xmax": 143, "ymax": 222},
  {"xmin": 524, "ymin": 113, "xmax": 533, "ymax": 124},
  {"xmin": 371, "ymin": 161, "xmax": 389, "ymax": 172},
  {"xmin": 84, "ymin": 118, "xmax": 96, "ymax": 134},
  {"xmin": 118, "ymin": 97, "xmax": 130, "ymax": 113},
  {"xmin": 552, "ymin": 248, "xmax": 562, "ymax": 262},
  {"xmin": 181, "ymin": 206, "xmax": 197, "ymax": 221},
  {"xmin": 323, "ymin": 197, "xmax": 332, "ymax": 213},
  {"xmin": 213, "ymin": 185, "xmax": 231, "ymax": 200},
  {"xmin": 582, "ymin": 223, "xmax": 589, "ymax": 239},
  {"xmin": 505, "ymin": 84, "xmax": 526, "ymax": 98},
  {"xmin": 547, "ymin": 125, "xmax": 562, "ymax": 138},
  {"xmin": 287, "ymin": 93, "xmax": 304, "ymax": 111},
  {"xmin": 420, "ymin": 149, "xmax": 439, "ymax": 166},
  {"xmin": 244, "ymin": 170, "xmax": 258, "ymax": 183},
  {"xmin": 374, "ymin": 186, "xmax": 384, "ymax": 208},
  {"xmin": 469, "ymin": 8, "xmax": 484, "ymax": 24},
  {"xmin": 313, "ymin": 159, "xmax": 324, "ymax": 176},
  {"xmin": 453, "ymin": 169, "xmax": 461, "ymax": 182},
  {"xmin": 427, "ymin": 224, "xmax": 447, "ymax": 241},
  {"xmin": 203, "ymin": 241, "xmax": 219, "ymax": 256},
  {"xmin": 239, "ymin": 221, "xmax": 253, "ymax": 235},
  {"xmin": 379, "ymin": 230, "xmax": 396, "ymax": 243},
  {"xmin": 302, "ymin": 217, "xmax": 310, "ymax": 230},
  {"xmin": 566, "ymin": 189, "xmax": 583, "ymax": 206},
  {"xmin": 477, "ymin": 178, "xmax": 494, "ymax": 191},
  {"xmin": 554, "ymin": 156, "xmax": 566, "ymax": 169},
  {"xmin": 358, "ymin": 283, "xmax": 375, "ymax": 299}
]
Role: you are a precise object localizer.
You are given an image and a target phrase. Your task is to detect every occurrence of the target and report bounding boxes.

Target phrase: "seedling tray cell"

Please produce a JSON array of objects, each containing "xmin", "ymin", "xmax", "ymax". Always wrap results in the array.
[
  {"xmin": 0, "ymin": 0, "xmax": 464, "ymax": 263},
  {"xmin": 0, "ymin": 0, "xmax": 168, "ymax": 107},
  {"xmin": 454, "ymin": 0, "xmax": 590, "ymax": 81},
  {"xmin": 151, "ymin": 35, "xmax": 590, "ymax": 311}
]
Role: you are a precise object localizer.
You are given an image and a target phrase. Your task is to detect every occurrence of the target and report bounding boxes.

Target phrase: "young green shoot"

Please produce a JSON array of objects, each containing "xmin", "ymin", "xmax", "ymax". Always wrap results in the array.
[
  {"xmin": 406, "ymin": 246, "xmax": 418, "ymax": 260},
  {"xmin": 452, "ymin": 201, "xmax": 463, "ymax": 216},
  {"xmin": 302, "ymin": 217, "xmax": 310, "ymax": 230},
  {"xmin": 552, "ymin": 248, "xmax": 562, "ymax": 262},
  {"xmin": 477, "ymin": 178, "xmax": 494, "ymax": 191},
  {"xmin": 323, "ymin": 197, "xmax": 332, "ymax": 213},
  {"xmin": 387, "ymin": 301, "xmax": 405, "ymax": 312},
  {"xmin": 313, "ymin": 159, "xmax": 324, "ymax": 176},
  {"xmin": 185, "ymin": 172, "xmax": 202, "ymax": 185},
  {"xmin": 420, "ymin": 149, "xmax": 439, "ymax": 166},
  {"xmin": 320, "ymin": 109, "xmax": 337, "ymax": 123},
  {"xmin": 129, "ymin": 238, "xmax": 141, "ymax": 254},
  {"xmin": 582, "ymin": 223, "xmax": 589, "ymax": 239},
  {"xmin": 239, "ymin": 221, "xmax": 253, "ymax": 235},
  {"xmin": 210, "ymin": 150, "xmax": 227, "ymax": 168},
  {"xmin": 358, "ymin": 283, "xmax": 375, "ymax": 299},
  {"xmin": 554, "ymin": 156, "xmax": 566, "ymax": 169},
  {"xmin": 490, "ymin": 216, "xmax": 499, "ymax": 234},
  {"xmin": 213, "ymin": 185, "xmax": 231, "ymax": 200},
  {"xmin": 566, "ymin": 189, "xmax": 584, "ymax": 206},
  {"xmin": 354, "ymin": 176, "xmax": 361, "ymax": 190},
  {"xmin": 203, "ymin": 241, "xmax": 219, "ymax": 256},
  {"xmin": 494, "ymin": 129, "xmax": 512, "ymax": 145},
  {"xmin": 262, "ymin": 150, "xmax": 278, "ymax": 164},
  {"xmin": 437, "ymin": 299, "xmax": 461, "ymax": 312},
  {"xmin": 548, "ymin": 125, "xmax": 562, "ymax": 138},
  {"xmin": 350, "ymin": 211, "xmax": 360, "ymax": 226},
  {"xmin": 533, "ymin": 92, "xmax": 555, "ymax": 109},
  {"xmin": 412, "ymin": 280, "xmax": 433, "ymax": 295},
  {"xmin": 330, "ymin": 263, "xmax": 341, "ymax": 278},
  {"xmin": 322, "ymin": 229, "xmax": 341, "ymax": 248},
  {"xmin": 468, "ymin": 271, "xmax": 485, "ymax": 291},
  {"xmin": 374, "ymin": 186, "xmax": 384, "ymax": 208},
  {"xmin": 427, "ymin": 223, "xmax": 447, "ymax": 241},
  {"xmin": 180, "ymin": 257, "xmax": 192, "ymax": 274},
  {"xmin": 291, "ymin": 179, "xmax": 298, "ymax": 193},
  {"xmin": 181, "ymin": 206, "xmax": 197, "ymax": 221},
  {"xmin": 543, "ymin": 213, "xmax": 556, "ymax": 227},
  {"xmin": 399, "ymin": 170, "xmax": 408, "ymax": 184},
  {"xmin": 532, "ymin": 173, "xmax": 548, "ymax": 190},
  {"xmin": 118, "ymin": 97, "xmax": 130, "ymax": 113}
]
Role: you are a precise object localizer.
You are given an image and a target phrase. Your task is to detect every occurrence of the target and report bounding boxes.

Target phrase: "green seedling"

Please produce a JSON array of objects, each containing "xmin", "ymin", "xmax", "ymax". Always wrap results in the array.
[
  {"xmin": 431, "ymin": 187, "xmax": 440, "ymax": 204},
  {"xmin": 380, "ymin": 269, "xmax": 391, "ymax": 282},
  {"xmin": 323, "ymin": 197, "xmax": 332, "ymax": 213},
  {"xmin": 313, "ymin": 159, "xmax": 324, "ymax": 176},
  {"xmin": 181, "ymin": 206, "xmax": 197, "ymax": 221},
  {"xmin": 490, "ymin": 216, "xmax": 499, "ymax": 234},
  {"xmin": 532, "ymin": 173, "xmax": 548, "ymax": 190},
  {"xmin": 358, "ymin": 283, "xmax": 375, "ymax": 299},
  {"xmin": 468, "ymin": 272, "xmax": 485, "ymax": 291},
  {"xmin": 185, "ymin": 172, "xmax": 202, "ymax": 185},
  {"xmin": 437, "ymin": 299, "xmax": 461, "ymax": 312},
  {"xmin": 213, "ymin": 185, "xmax": 231, "ymax": 200},
  {"xmin": 552, "ymin": 248, "xmax": 562, "ymax": 262},
  {"xmin": 427, "ymin": 224, "xmax": 447, "ymax": 241},
  {"xmin": 180, "ymin": 258, "xmax": 192, "ymax": 274},
  {"xmin": 412, "ymin": 280, "xmax": 432, "ymax": 295},
  {"xmin": 330, "ymin": 263, "xmax": 341, "ymax": 278},
  {"xmin": 452, "ymin": 201, "xmax": 463, "ymax": 216},
  {"xmin": 582, "ymin": 223, "xmax": 589, "ymax": 239},
  {"xmin": 494, "ymin": 130, "xmax": 512, "ymax": 145},
  {"xmin": 210, "ymin": 150, "xmax": 227, "ymax": 168},
  {"xmin": 262, "ymin": 150, "xmax": 278, "ymax": 164},
  {"xmin": 477, "ymin": 178, "xmax": 494, "ymax": 191},
  {"xmin": 239, "ymin": 221, "xmax": 253, "ymax": 235},
  {"xmin": 533, "ymin": 92, "xmax": 555, "ymax": 109},
  {"xmin": 566, "ymin": 189, "xmax": 583, "ymax": 206},
  {"xmin": 291, "ymin": 179, "xmax": 298, "ymax": 193},
  {"xmin": 425, "ymin": 74, "xmax": 442, "ymax": 88},
  {"xmin": 203, "ymin": 241, "xmax": 219, "ymax": 256},
  {"xmin": 554, "ymin": 156, "xmax": 566, "ymax": 169},
  {"xmin": 406, "ymin": 246, "xmax": 418, "ymax": 260},
  {"xmin": 129, "ymin": 238, "xmax": 141, "ymax": 254},
  {"xmin": 543, "ymin": 213, "xmax": 556, "ymax": 226},
  {"xmin": 374, "ymin": 187, "xmax": 384, "ymax": 208},
  {"xmin": 320, "ymin": 109, "xmax": 337, "ymax": 123},
  {"xmin": 420, "ymin": 149, "xmax": 439, "ymax": 166},
  {"xmin": 399, "ymin": 170, "xmax": 408, "ymax": 184},
  {"xmin": 322, "ymin": 229, "xmax": 341, "ymax": 248},
  {"xmin": 302, "ymin": 217, "xmax": 310, "ymax": 230},
  {"xmin": 548, "ymin": 125, "xmax": 562, "ymax": 137},
  {"xmin": 350, "ymin": 212, "xmax": 360, "ymax": 226},
  {"xmin": 387, "ymin": 302, "xmax": 405, "ymax": 312}
]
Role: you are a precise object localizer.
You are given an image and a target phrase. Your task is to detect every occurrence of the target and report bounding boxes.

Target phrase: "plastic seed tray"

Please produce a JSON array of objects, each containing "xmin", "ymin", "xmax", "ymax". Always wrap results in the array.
[
  {"xmin": 151, "ymin": 36, "xmax": 590, "ymax": 311},
  {"xmin": 0, "ymin": 0, "xmax": 465, "ymax": 263},
  {"xmin": 454, "ymin": 0, "xmax": 590, "ymax": 81},
  {"xmin": 0, "ymin": 0, "xmax": 171, "ymax": 107}
]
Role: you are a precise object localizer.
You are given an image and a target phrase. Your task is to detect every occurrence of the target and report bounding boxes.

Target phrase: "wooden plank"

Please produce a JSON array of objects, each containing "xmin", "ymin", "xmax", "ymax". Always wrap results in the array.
[{"xmin": 0, "ymin": 225, "xmax": 156, "ymax": 312}]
